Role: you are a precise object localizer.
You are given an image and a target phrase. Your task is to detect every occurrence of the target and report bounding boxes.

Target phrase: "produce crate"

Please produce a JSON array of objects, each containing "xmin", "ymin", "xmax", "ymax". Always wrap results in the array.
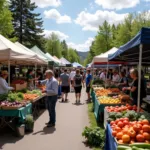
[
  {"xmin": 1, "ymin": 105, "xmax": 23, "ymax": 110},
  {"xmin": 11, "ymin": 82, "xmax": 27, "ymax": 91}
]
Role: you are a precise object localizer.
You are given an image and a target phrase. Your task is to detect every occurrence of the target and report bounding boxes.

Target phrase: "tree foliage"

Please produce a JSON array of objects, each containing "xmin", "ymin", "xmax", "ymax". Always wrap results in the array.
[
  {"xmin": 0, "ymin": 0, "xmax": 14, "ymax": 37},
  {"xmin": 45, "ymin": 33, "xmax": 80, "ymax": 63},
  {"xmin": 85, "ymin": 11, "xmax": 150, "ymax": 65},
  {"xmin": 9, "ymin": 0, "xmax": 44, "ymax": 49}
]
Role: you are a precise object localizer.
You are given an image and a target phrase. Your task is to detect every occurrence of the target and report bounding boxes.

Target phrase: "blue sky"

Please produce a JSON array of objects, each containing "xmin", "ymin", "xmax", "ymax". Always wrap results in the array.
[{"xmin": 32, "ymin": 0, "xmax": 150, "ymax": 52}]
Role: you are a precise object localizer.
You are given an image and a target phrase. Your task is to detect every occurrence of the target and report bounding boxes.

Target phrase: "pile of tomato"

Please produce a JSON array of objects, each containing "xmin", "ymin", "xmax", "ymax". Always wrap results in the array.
[
  {"xmin": 106, "ymin": 104, "xmax": 143, "ymax": 112},
  {"xmin": 111, "ymin": 118, "xmax": 150, "ymax": 144}
]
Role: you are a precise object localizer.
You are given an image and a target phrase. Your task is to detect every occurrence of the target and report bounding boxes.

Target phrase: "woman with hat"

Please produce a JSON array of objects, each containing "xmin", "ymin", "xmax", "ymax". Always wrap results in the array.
[{"xmin": 0, "ymin": 70, "xmax": 14, "ymax": 94}]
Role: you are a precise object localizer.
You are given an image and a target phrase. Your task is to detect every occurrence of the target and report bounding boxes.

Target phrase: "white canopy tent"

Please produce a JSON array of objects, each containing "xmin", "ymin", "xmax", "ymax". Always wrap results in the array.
[
  {"xmin": 0, "ymin": 34, "xmax": 38, "ymax": 65},
  {"xmin": 60, "ymin": 57, "xmax": 71, "ymax": 65},
  {"xmin": 45, "ymin": 53, "xmax": 61, "ymax": 65},
  {"xmin": 92, "ymin": 47, "xmax": 118, "ymax": 64},
  {"xmin": 15, "ymin": 42, "xmax": 47, "ymax": 65}
]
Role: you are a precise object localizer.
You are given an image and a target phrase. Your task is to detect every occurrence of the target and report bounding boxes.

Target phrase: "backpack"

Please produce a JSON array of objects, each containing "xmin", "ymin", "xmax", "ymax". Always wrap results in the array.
[{"xmin": 75, "ymin": 75, "xmax": 82, "ymax": 85}]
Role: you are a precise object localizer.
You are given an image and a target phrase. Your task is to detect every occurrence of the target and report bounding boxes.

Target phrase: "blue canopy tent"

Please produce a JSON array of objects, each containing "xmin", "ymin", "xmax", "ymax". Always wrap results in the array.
[
  {"xmin": 72, "ymin": 62, "xmax": 83, "ymax": 68},
  {"xmin": 108, "ymin": 27, "xmax": 150, "ymax": 111}
]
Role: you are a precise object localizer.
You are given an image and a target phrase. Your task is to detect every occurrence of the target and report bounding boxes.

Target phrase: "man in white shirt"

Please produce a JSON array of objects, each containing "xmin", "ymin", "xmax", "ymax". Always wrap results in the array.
[
  {"xmin": 69, "ymin": 68, "xmax": 76, "ymax": 92},
  {"xmin": 112, "ymin": 70, "xmax": 120, "ymax": 83},
  {"xmin": 100, "ymin": 70, "xmax": 106, "ymax": 81},
  {"xmin": 0, "ymin": 70, "xmax": 14, "ymax": 94}
]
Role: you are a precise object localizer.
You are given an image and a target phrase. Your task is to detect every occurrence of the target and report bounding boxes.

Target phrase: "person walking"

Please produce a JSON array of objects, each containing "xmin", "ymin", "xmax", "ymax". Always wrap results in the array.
[
  {"xmin": 73, "ymin": 69, "xmax": 84, "ymax": 103},
  {"xmin": 39, "ymin": 70, "xmax": 58, "ymax": 127},
  {"xmin": 69, "ymin": 68, "xmax": 76, "ymax": 92},
  {"xmin": 86, "ymin": 70, "xmax": 92, "ymax": 101},
  {"xmin": 60, "ymin": 69, "xmax": 70, "ymax": 102}
]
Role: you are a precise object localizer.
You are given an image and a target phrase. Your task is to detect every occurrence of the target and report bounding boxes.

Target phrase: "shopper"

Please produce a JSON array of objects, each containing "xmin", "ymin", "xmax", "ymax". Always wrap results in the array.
[
  {"xmin": 60, "ymin": 69, "xmax": 70, "ymax": 102},
  {"xmin": 69, "ymin": 68, "xmax": 76, "ymax": 92},
  {"xmin": 73, "ymin": 69, "xmax": 84, "ymax": 103},
  {"xmin": 112, "ymin": 70, "xmax": 120, "ymax": 83},
  {"xmin": 118, "ymin": 71, "xmax": 128, "ymax": 90},
  {"xmin": 26, "ymin": 69, "xmax": 36, "ymax": 90},
  {"xmin": 39, "ymin": 70, "xmax": 58, "ymax": 127},
  {"xmin": 100, "ymin": 69, "xmax": 106, "ymax": 81},
  {"xmin": 86, "ymin": 70, "xmax": 92, "ymax": 101},
  {"xmin": 123, "ymin": 69, "xmax": 146, "ymax": 105},
  {"xmin": 0, "ymin": 70, "xmax": 14, "ymax": 94}
]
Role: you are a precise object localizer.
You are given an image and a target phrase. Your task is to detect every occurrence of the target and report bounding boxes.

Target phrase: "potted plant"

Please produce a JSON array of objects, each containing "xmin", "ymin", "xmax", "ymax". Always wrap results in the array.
[{"xmin": 25, "ymin": 115, "xmax": 34, "ymax": 132}]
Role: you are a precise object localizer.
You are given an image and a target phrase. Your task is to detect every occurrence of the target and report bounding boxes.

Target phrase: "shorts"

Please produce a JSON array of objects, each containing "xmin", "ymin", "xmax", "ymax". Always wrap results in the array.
[
  {"xmin": 61, "ymin": 86, "xmax": 70, "ymax": 93},
  {"xmin": 74, "ymin": 86, "xmax": 82, "ymax": 93},
  {"xmin": 86, "ymin": 86, "xmax": 91, "ymax": 93}
]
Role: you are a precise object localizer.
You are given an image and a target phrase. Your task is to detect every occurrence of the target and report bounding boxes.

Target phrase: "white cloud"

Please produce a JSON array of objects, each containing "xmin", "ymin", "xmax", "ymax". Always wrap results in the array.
[
  {"xmin": 75, "ymin": 10, "xmax": 127, "ymax": 31},
  {"xmin": 95, "ymin": 0, "xmax": 140, "ymax": 10},
  {"xmin": 31, "ymin": 0, "xmax": 61, "ymax": 8},
  {"xmin": 67, "ymin": 37, "xmax": 94, "ymax": 52},
  {"xmin": 44, "ymin": 30, "xmax": 69, "ymax": 40},
  {"xmin": 44, "ymin": 9, "xmax": 71, "ymax": 24}
]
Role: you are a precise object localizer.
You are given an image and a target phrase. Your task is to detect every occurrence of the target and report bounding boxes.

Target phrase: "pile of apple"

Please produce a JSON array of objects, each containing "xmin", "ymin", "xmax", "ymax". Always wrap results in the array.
[
  {"xmin": 111, "ymin": 118, "xmax": 150, "ymax": 144},
  {"xmin": 106, "ymin": 104, "xmax": 143, "ymax": 112}
]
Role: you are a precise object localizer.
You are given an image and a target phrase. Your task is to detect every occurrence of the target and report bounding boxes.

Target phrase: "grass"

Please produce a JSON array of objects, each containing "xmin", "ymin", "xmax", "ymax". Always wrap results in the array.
[{"xmin": 87, "ymin": 102, "xmax": 104, "ymax": 150}]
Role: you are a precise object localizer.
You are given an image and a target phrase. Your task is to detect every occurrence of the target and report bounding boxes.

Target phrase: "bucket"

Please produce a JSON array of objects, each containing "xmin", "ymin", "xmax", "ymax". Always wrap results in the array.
[{"xmin": 16, "ymin": 124, "xmax": 25, "ymax": 137}]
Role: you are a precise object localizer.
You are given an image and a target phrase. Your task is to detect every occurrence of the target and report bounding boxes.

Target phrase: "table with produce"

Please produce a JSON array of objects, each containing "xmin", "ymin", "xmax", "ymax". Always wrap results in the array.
[
  {"xmin": 104, "ymin": 105, "xmax": 150, "ymax": 150},
  {"xmin": 0, "ymin": 89, "xmax": 46, "ymax": 133},
  {"xmin": 92, "ymin": 86, "xmax": 131, "ymax": 122}
]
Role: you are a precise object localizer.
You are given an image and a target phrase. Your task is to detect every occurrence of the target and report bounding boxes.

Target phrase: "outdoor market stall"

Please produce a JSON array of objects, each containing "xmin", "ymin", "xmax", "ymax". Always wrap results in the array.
[
  {"xmin": 103, "ymin": 27, "xmax": 150, "ymax": 150},
  {"xmin": 72, "ymin": 62, "xmax": 83, "ymax": 68}
]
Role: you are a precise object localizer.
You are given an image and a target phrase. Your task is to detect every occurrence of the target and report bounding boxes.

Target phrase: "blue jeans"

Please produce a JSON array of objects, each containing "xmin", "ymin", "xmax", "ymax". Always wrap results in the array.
[{"xmin": 47, "ymin": 95, "xmax": 58, "ymax": 124}]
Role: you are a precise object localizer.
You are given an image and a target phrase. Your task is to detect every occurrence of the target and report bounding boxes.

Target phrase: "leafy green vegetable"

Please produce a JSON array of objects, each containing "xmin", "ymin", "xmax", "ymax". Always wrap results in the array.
[
  {"xmin": 27, "ymin": 90, "xmax": 42, "ymax": 96},
  {"xmin": 7, "ymin": 92, "xmax": 24, "ymax": 102},
  {"xmin": 82, "ymin": 126, "xmax": 105, "ymax": 148},
  {"xmin": 0, "ymin": 94, "xmax": 8, "ymax": 101}
]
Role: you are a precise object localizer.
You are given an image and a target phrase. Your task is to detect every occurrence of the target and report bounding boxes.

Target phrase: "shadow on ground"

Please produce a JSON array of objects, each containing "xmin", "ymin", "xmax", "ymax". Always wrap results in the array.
[{"xmin": 32, "ymin": 126, "xmax": 56, "ymax": 135}]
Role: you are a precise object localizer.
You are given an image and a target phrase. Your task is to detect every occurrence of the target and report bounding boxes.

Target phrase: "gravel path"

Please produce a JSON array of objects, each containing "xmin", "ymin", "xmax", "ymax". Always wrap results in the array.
[{"xmin": 0, "ymin": 88, "xmax": 92, "ymax": 150}]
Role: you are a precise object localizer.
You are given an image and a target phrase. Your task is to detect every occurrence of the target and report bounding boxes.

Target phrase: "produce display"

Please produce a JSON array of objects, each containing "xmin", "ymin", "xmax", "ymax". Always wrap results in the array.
[
  {"xmin": 27, "ymin": 90, "xmax": 42, "ymax": 96},
  {"xmin": 0, "ymin": 100, "xmax": 27, "ymax": 108},
  {"xmin": 23, "ymin": 93, "xmax": 38, "ymax": 101},
  {"xmin": 12, "ymin": 79, "xmax": 26, "ymax": 84},
  {"xmin": 108, "ymin": 88, "xmax": 120, "ymax": 93},
  {"xmin": 37, "ymin": 85, "xmax": 46, "ymax": 90},
  {"xmin": 107, "ymin": 110, "xmax": 150, "ymax": 122},
  {"xmin": 92, "ymin": 79, "xmax": 104, "ymax": 85},
  {"xmin": 111, "ymin": 118, "xmax": 150, "ymax": 144},
  {"xmin": 7, "ymin": 92, "xmax": 24, "ymax": 102},
  {"xmin": 98, "ymin": 96, "xmax": 121, "ymax": 104},
  {"xmin": 106, "ymin": 104, "xmax": 143, "ymax": 112},
  {"xmin": 0, "ymin": 94, "xmax": 8, "ymax": 101},
  {"xmin": 96, "ymin": 89, "xmax": 112, "ymax": 96},
  {"xmin": 117, "ymin": 143, "xmax": 150, "ymax": 150}
]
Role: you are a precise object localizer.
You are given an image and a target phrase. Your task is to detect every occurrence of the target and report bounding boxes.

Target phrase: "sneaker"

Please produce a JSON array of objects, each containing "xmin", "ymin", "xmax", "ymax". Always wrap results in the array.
[
  {"xmin": 62, "ymin": 98, "xmax": 64, "ymax": 102},
  {"xmin": 47, "ymin": 123, "xmax": 55, "ymax": 127},
  {"xmin": 65, "ymin": 99, "xmax": 68, "ymax": 102}
]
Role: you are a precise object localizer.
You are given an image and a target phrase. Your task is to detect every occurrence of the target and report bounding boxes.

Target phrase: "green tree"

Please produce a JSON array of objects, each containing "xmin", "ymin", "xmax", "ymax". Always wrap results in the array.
[
  {"xmin": 45, "ymin": 33, "xmax": 62, "ymax": 58},
  {"xmin": 9, "ymin": 0, "xmax": 44, "ymax": 49},
  {"xmin": 68, "ymin": 48, "xmax": 80, "ymax": 63},
  {"xmin": 61, "ymin": 40, "xmax": 68, "ymax": 59},
  {"xmin": 0, "ymin": 0, "xmax": 14, "ymax": 37}
]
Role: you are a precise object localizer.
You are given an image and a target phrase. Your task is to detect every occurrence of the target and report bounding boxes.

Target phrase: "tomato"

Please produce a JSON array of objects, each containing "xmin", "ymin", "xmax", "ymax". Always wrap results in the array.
[
  {"xmin": 133, "ymin": 124, "xmax": 142, "ymax": 132},
  {"xmin": 115, "ymin": 126, "xmax": 122, "ymax": 132},
  {"xmin": 115, "ymin": 119, "xmax": 120, "ymax": 124},
  {"xmin": 136, "ymin": 134, "xmax": 145, "ymax": 142},
  {"xmin": 112, "ymin": 130, "xmax": 117, "ymax": 137},
  {"xmin": 117, "ymin": 121, "xmax": 124, "ymax": 128},
  {"xmin": 123, "ymin": 118, "xmax": 129, "ymax": 121},
  {"xmin": 128, "ymin": 129, "xmax": 136, "ymax": 138},
  {"xmin": 110, "ymin": 121, "xmax": 115, "ymax": 126},
  {"xmin": 143, "ymin": 132, "xmax": 150, "ymax": 140},
  {"xmin": 138, "ymin": 130, "xmax": 144, "ymax": 135},
  {"xmin": 123, "ymin": 120, "xmax": 129, "ymax": 126},
  {"xmin": 120, "ymin": 118, "xmax": 124, "ymax": 122},
  {"xmin": 116, "ymin": 132, "xmax": 123, "ymax": 139},
  {"xmin": 123, "ymin": 128, "xmax": 129, "ymax": 134},
  {"xmin": 142, "ymin": 120, "xmax": 149, "ymax": 125},
  {"xmin": 122, "ymin": 134, "xmax": 130, "ymax": 143},
  {"xmin": 142, "ymin": 125, "xmax": 150, "ymax": 133}
]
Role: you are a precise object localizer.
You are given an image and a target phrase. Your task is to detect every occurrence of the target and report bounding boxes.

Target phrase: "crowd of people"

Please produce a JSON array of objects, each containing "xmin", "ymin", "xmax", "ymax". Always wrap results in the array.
[{"xmin": 0, "ymin": 67, "xmax": 148, "ymax": 128}]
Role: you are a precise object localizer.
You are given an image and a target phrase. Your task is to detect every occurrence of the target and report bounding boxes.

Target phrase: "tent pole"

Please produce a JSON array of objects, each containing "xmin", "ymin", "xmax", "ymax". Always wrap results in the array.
[
  {"xmin": 8, "ymin": 61, "xmax": 10, "ymax": 86},
  {"xmin": 137, "ymin": 44, "xmax": 142, "ymax": 112},
  {"xmin": 35, "ymin": 63, "xmax": 37, "ymax": 89}
]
